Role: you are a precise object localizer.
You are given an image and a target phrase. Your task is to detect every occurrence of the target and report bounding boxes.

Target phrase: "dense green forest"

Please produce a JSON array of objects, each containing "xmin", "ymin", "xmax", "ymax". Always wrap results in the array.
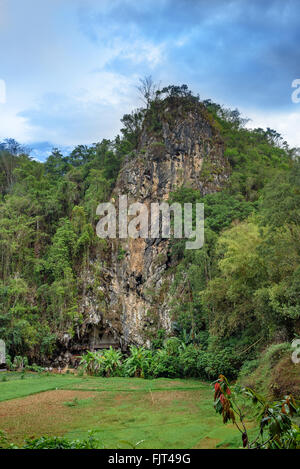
[{"xmin": 0, "ymin": 86, "xmax": 299, "ymax": 395}]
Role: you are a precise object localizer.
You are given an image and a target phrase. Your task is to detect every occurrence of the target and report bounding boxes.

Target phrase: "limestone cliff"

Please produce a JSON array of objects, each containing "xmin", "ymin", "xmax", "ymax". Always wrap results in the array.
[{"xmin": 76, "ymin": 100, "xmax": 230, "ymax": 353}]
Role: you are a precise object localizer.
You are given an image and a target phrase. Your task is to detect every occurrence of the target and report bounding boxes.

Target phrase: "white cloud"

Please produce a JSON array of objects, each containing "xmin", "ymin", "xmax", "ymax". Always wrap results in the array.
[
  {"xmin": 0, "ymin": 104, "xmax": 34, "ymax": 142},
  {"xmin": 120, "ymin": 39, "xmax": 165, "ymax": 68},
  {"xmin": 245, "ymin": 108, "xmax": 300, "ymax": 148},
  {"xmin": 18, "ymin": 71, "xmax": 139, "ymax": 146},
  {"xmin": 0, "ymin": 0, "xmax": 299, "ymax": 155},
  {"xmin": 0, "ymin": 0, "xmax": 163, "ymax": 147},
  {"xmin": 75, "ymin": 71, "xmax": 137, "ymax": 106}
]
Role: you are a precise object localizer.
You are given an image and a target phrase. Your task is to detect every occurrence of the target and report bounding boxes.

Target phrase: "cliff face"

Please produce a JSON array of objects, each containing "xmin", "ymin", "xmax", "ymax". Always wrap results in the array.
[{"xmin": 77, "ymin": 101, "xmax": 230, "ymax": 352}]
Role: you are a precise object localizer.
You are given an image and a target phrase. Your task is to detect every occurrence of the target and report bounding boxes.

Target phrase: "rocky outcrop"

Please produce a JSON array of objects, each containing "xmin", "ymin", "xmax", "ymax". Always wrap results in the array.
[{"xmin": 78, "ymin": 100, "xmax": 230, "ymax": 350}]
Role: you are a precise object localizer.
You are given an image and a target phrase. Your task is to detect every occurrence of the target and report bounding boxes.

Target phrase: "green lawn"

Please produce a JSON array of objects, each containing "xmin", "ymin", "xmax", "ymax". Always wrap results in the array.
[
  {"xmin": 0, "ymin": 372, "xmax": 81, "ymax": 402},
  {"xmin": 0, "ymin": 372, "xmax": 245, "ymax": 449}
]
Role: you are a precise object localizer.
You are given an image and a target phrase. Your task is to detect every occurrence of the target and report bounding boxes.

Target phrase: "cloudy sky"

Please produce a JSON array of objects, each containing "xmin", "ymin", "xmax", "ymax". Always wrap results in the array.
[{"xmin": 0, "ymin": 0, "xmax": 299, "ymax": 159}]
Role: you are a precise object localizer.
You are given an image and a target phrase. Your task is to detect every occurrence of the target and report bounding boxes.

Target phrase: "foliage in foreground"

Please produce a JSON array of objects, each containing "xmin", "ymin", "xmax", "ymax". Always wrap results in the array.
[
  {"xmin": 0, "ymin": 430, "xmax": 100, "ymax": 449},
  {"xmin": 0, "ymin": 428, "xmax": 144, "ymax": 450},
  {"xmin": 79, "ymin": 339, "xmax": 243, "ymax": 380},
  {"xmin": 214, "ymin": 375, "xmax": 300, "ymax": 449}
]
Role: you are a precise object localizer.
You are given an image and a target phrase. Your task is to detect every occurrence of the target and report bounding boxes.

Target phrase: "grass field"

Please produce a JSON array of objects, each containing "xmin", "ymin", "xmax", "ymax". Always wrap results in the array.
[{"xmin": 0, "ymin": 372, "xmax": 245, "ymax": 449}]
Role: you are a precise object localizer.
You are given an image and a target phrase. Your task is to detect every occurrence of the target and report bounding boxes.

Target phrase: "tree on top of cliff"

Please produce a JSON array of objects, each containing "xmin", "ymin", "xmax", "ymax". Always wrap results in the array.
[{"xmin": 137, "ymin": 75, "xmax": 160, "ymax": 109}]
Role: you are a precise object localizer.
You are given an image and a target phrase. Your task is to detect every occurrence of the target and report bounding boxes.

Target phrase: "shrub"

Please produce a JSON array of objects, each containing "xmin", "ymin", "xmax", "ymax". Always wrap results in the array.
[
  {"xmin": 214, "ymin": 375, "xmax": 300, "ymax": 449},
  {"xmin": 25, "ymin": 363, "xmax": 45, "ymax": 373},
  {"xmin": 79, "ymin": 341, "xmax": 244, "ymax": 381},
  {"xmin": 20, "ymin": 432, "xmax": 100, "ymax": 449},
  {"xmin": 101, "ymin": 347, "xmax": 122, "ymax": 377},
  {"xmin": 238, "ymin": 359, "xmax": 260, "ymax": 380},
  {"xmin": 264, "ymin": 342, "xmax": 291, "ymax": 367},
  {"xmin": 199, "ymin": 347, "xmax": 243, "ymax": 380},
  {"xmin": 178, "ymin": 344, "xmax": 201, "ymax": 377},
  {"xmin": 79, "ymin": 347, "xmax": 122, "ymax": 377},
  {"xmin": 150, "ymin": 348, "xmax": 181, "ymax": 378},
  {"xmin": 123, "ymin": 346, "xmax": 152, "ymax": 378}
]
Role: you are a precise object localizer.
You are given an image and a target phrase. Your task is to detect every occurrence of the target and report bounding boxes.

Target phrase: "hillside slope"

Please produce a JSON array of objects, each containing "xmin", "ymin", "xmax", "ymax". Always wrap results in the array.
[{"xmin": 0, "ymin": 86, "xmax": 299, "ymax": 395}]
